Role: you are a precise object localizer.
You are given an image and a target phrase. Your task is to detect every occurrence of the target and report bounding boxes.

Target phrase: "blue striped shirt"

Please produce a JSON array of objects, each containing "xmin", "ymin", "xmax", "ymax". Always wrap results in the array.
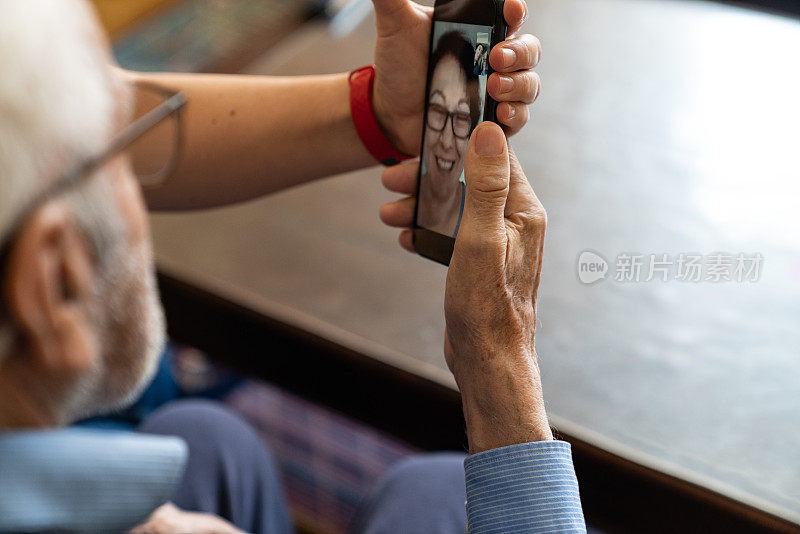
[
  {"xmin": 0, "ymin": 429, "xmax": 187, "ymax": 533},
  {"xmin": 0, "ymin": 432, "xmax": 585, "ymax": 533},
  {"xmin": 465, "ymin": 440, "xmax": 586, "ymax": 533}
]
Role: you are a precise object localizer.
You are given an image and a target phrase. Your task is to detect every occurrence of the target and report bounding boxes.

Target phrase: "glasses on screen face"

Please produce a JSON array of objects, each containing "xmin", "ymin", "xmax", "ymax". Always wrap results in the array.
[{"xmin": 427, "ymin": 103, "xmax": 472, "ymax": 140}]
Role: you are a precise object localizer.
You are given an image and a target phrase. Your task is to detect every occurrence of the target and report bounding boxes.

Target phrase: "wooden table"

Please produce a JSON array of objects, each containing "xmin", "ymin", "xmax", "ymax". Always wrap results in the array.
[{"xmin": 150, "ymin": 0, "xmax": 800, "ymax": 529}]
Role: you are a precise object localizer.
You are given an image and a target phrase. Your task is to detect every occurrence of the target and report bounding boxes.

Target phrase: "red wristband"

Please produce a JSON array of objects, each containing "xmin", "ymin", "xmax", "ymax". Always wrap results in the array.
[{"xmin": 349, "ymin": 65, "xmax": 413, "ymax": 166}]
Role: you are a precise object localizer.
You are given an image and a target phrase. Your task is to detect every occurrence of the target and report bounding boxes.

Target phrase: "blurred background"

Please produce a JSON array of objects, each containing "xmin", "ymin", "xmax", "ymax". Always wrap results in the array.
[{"xmin": 86, "ymin": 0, "xmax": 800, "ymax": 533}]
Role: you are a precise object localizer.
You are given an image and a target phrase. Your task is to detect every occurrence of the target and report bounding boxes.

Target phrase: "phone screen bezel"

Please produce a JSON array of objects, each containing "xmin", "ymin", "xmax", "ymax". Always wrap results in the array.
[{"xmin": 412, "ymin": 0, "xmax": 505, "ymax": 266}]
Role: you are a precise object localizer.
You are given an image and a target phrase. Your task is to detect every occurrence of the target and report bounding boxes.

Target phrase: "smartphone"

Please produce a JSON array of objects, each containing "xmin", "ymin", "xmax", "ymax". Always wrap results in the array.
[{"xmin": 412, "ymin": 0, "xmax": 507, "ymax": 266}]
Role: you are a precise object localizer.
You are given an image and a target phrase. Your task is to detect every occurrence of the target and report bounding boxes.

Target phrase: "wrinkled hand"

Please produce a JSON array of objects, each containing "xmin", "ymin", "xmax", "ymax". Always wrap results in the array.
[
  {"xmin": 448, "ymin": 123, "xmax": 552, "ymax": 453},
  {"xmin": 128, "ymin": 503, "xmax": 245, "ymax": 534},
  {"xmin": 447, "ymin": 123, "xmax": 552, "ymax": 453},
  {"xmin": 371, "ymin": 0, "xmax": 541, "ymax": 155}
]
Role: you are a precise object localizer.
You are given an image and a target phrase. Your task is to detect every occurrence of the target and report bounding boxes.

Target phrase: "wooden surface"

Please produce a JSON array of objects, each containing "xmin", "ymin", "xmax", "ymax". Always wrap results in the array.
[{"xmin": 150, "ymin": 0, "xmax": 800, "ymax": 524}]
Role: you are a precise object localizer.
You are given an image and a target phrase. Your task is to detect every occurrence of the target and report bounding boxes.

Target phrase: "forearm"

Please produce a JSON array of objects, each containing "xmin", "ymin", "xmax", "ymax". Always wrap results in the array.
[
  {"xmin": 126, "ymin": 70, "xmax": 375, "ymax": 210},
  {"xmin": 459, "ymin": 356, "xmax": 585, "ymax": 533},
  {"xmin": 457, "ymin": 352, "xmax": 586, "ymax": 533},
  {"xmin": 456, "ymin": 350, "xmax": 553, "ymax": 455}
]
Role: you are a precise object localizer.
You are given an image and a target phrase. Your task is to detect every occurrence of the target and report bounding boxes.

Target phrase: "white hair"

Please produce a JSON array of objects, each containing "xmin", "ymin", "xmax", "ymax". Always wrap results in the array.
[{"xmin": 0, "ymin": 0, "xmax": 119, "ymax": 360}]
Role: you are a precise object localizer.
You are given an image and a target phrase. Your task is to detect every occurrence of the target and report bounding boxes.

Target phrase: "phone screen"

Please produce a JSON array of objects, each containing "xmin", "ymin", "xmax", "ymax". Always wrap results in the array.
[{"xmin": 417, "ymin": 22, "xmax": 492, "ymax": 238}]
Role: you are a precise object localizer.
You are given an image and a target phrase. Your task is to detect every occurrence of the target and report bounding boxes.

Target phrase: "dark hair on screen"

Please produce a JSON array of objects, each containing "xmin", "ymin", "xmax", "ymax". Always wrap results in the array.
[{"xmin": 429, "ymin": 31, "xmax": 481, "ymax": 131}]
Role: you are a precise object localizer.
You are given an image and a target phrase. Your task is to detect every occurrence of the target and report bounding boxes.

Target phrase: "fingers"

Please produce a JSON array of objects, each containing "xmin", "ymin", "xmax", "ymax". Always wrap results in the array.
[
  {"xmin": 490, "ymin": 34, "xmax": 541, "ymax": 73},
  {"xmin": 488, "ymin": 70, "xmax": 540, "ymax": 105},
  {"xmin": 460, "ymin": 123, "xmax": 510, "ymax": 236},
  {"xmin": 381, "ymin": 159, "xmax": 419, "ymax": 195},
  {"xmin": 380, "ymin": 196, "xmax": 415, "ymax": 227},
  {"xmin": 496, "ymin": 102, "xmax": 530, "ymax": 136},
  {"xmin": 502, "ymin": 146, "xmax": 546, "ymax": 300},
  {"xmin": 371, "ymin": 0, "xmax": 410, "ymax": 18},
  {"xmin": 488, "ymin": 29, "xmax": 541, "ymax": 138},
  {"xmin": 381, "ymin": 160, "xmax": 418, "ymax": 254},
  {"xmin": 504, "ymin": 145, "xmax": 540, "ymax": 218},
  {"xmin": 371, "ymin": 0, "xmax": 414, "ymax": 34},
  {"xmin": 503, "ymin": 0, "xmax": 529, "ymax": 36},
  {"xmin": 398, "ymin": 229, "xmax": 415, "ymax": 252}
]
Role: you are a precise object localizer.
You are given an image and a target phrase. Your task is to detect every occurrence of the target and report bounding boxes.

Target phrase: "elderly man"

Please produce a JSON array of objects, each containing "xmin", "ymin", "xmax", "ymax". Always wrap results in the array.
[{"xmin": 0, "ymin": 0, "xmax": 585, "ymax": 532}]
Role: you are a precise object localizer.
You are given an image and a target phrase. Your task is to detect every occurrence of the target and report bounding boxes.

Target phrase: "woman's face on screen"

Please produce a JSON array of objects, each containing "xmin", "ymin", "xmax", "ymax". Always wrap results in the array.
[{"xmin": 423, "ymin": 55, "xmax": 471, "ymax": 200}]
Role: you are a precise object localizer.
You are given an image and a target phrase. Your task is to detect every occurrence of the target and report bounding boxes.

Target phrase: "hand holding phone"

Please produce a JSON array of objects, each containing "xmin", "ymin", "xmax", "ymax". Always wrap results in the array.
[
  {"xmin": 443, "ymin": 122, "xmax": 553, "ymax": 450},
  {"xmin": 377, "ymin": 0, "xmax": 542, "ymax": 260}
]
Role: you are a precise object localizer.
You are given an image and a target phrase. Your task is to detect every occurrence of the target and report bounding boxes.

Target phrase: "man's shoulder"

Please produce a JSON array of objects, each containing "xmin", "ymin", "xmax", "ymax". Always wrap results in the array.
[{"xmin": 0, "ymin": 428, "xmax": 187, "ymax": 533}]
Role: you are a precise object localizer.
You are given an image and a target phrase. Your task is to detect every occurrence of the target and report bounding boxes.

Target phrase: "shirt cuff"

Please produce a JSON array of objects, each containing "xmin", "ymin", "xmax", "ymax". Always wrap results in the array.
[{"xmin": 464, "ymin": 440, "xmax": 586, "ymax": 533}]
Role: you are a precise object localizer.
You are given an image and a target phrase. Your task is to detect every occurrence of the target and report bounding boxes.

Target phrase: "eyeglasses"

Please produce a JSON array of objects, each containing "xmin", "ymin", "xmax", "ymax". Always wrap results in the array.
[
  {"xmin": 426, "ymin": 103, "xmax": 472, "ymax": 140},
  {"xmin": 0, "ymin": 80, "xmax": 186, "ymax": 274},
  {"xmin": 126, "ymin": 81, "xmax": 187, "ymax": 188}
]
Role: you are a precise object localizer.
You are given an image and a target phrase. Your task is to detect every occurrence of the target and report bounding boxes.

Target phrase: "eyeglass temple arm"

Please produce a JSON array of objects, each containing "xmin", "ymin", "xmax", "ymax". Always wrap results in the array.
[{"xmin": 69, "ymin": 92, "xmax": 188, "ymax": 183}]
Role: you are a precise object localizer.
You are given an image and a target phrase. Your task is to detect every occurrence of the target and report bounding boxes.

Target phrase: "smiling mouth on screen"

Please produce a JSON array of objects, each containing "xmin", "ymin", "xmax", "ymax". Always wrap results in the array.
[{"xmin": 436, "ymin": 156, "xmax": 455, "ymax": 171}]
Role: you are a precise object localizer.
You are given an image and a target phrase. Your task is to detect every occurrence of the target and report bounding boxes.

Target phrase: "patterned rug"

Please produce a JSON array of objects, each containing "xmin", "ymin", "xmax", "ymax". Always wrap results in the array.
[
  {"xmin": 169, "ymin": 345, "xmax": 417, "ymax": 534},
  {"xmin": 227, "ymin": 380, "xmax": 417, "ymax": 533}
]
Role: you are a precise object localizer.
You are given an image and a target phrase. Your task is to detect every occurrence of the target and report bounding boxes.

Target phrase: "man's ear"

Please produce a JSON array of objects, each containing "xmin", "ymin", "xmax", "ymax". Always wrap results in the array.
[{"xmin": 3, "ymin": 200, "xmax": 97, "ymax": 373}]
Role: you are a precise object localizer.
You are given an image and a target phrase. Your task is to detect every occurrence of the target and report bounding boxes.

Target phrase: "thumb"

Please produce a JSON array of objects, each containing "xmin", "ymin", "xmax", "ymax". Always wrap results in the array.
[
  {"xmin": 372, "ymin": 0, "xmax": 412, "ymax": 33},
  {"xmin": 461, "ymin": 122, "xmax": 510, "ymax": 233}
]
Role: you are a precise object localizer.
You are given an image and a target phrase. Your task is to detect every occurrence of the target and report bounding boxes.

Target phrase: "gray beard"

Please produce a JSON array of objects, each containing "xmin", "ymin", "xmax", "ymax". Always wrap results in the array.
[{"xmin": 65, "ymin": 237, "xmax": 165, "ymax": 421}]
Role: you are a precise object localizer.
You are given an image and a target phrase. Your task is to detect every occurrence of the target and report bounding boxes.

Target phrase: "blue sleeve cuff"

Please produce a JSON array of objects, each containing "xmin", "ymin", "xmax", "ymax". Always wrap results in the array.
[{"xmin": 464, "ymin": 440, "xmax": 586, "ymax": 533}]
